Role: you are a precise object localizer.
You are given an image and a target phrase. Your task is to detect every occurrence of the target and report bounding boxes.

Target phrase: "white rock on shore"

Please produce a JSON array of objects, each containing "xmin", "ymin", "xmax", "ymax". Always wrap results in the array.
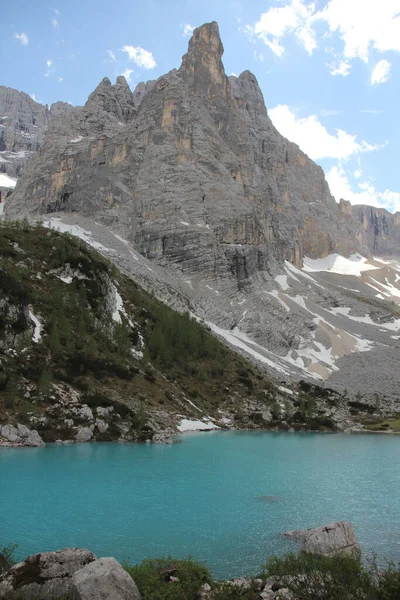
[
  {"xmin": 284, "ymin": 521, "xmax": 360, "ymax": 557},
  {"xmin": 0, "ymin": 423, "xmax": 45, "ymax": 447}
]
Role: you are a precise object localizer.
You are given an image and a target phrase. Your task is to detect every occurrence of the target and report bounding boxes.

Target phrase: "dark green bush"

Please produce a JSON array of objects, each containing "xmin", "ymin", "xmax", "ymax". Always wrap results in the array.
[
  {"xmin": 125, "ymin": 556, "xmax": 211, "ymax": 600},
  {"xmin": 262, "ymin": 552, "xmax": 400, "ymax": 600}
]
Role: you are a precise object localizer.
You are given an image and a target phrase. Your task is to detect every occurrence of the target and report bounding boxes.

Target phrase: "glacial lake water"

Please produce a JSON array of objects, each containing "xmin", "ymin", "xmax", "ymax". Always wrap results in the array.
[{"xmin": 1, "ymin": 431, "xmax": 400, "ymax": 579}]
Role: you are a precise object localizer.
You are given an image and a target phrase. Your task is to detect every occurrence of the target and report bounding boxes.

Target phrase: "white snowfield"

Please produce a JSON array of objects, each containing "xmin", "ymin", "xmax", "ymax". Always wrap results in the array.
[
  {"xmin": 43, "ymin": 218, "xmax": 114, "ymax": 253},
  {"xmin": 303, "ymin": 253, "xmax": 378, "ymax": 276},
  {"xmin": 177, "ymin": 419, "xmax": 219, "ymax": 432},
  {"xmin": 0, "ymin": 173, "xmax": 17, "ymax": 189},
  {"xmin": 28, "ymin": 310, "xmax": 42, "ymax": 343}
]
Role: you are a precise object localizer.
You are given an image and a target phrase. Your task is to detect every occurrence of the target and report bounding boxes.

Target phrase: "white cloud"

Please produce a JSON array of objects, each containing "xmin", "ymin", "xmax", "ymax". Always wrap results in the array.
[
  {"xmin": 269, "ymin": 104, "xmax": 378, "ymax": 161},
  {"xmin": 253, "ymin": 50, "xmax": 265, "ymax": 62},
  {"xmin": 249, "ymin": 0, "xmax": 317, "ymax": 56},
  {"xmin": 320, "ymin": 109, "xmax": 342, "ymax": 116},
  {"xmin": 53, "ymin": 8, "xmax": 60, "ymax": 15},
  {"xmin": 57, "ymin": 76, "xmax": 63, "ymax": 82},
  {"xmin": 246, "ymin": 0, "xmax": 400, "ymax": 80},
  {"xmin": 326, "ymin": 166, "xmax": 400, "ymax": 212},
  {"xmin": 371, "ymin": 59, "xmax": 391, "ymax": 85},
  {"xmin": 231, "ymin": 72, "xmax": 239, "ymax": 77},
  {"xmin": 107, "ymin": 49, "xmax": 116, "ymax": 62},
  {"xmin": 121, "ymin": 45, "xmax": 157, "ymax": 69},
  {"xmin": 360, "ymin": 108, "xmax": 383, "ymax": 114},
  {"xmin": 13, "ymin": 32, "xmax": 28, "ymax": 46},
  {"xmin": 51, "ymin": 18, "xmax": 58, "ymax": 28},
  {"xmin": 183, "ymin": 24, "xmax": 195, "ymax": 36},
  {"xmin": 354, "ymin": 169, "xmax": 362, "ymax": 178},
  {"xmin": 120, "ymin": 68, "xmax": 133, "ymax": 83},
  {"xmin": 318, "ymin": 0, "xmax": 400, "ymax": 62},
  {"xmin": 45, "ymin": 59, "xmax": 53, "ymax": 77},
  {"xmin": 328, "ymin": 58, "xmax": 351, "ymax": 76},
  {"xmin": 29, "ymin": 93, "xmax": 36, "ymax": 101}
]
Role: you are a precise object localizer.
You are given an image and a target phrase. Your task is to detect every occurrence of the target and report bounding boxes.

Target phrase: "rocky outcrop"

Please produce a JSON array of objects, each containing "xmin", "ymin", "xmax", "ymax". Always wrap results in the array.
[
  {"xmin": 0, "ymin": 549, "xmax": 141, "ymax": 600},
  {"xmin": 71, "ymin": 557, "xmax": 141, "ymax": 600},
  {"xmin": 0, "ymin": 548, "xmax": 96, "ymax": 599},
  {"xmin": 0, "ymin": 86, "xmax": 73, "ymax": 182},
  {"xmin": 6, "ymin": 22, "xmax": 368, "ymax": 282},
  {"xmin": 284, "ymin": 521, "xmax": 360, "ymax": 557},
  {"xmin": 0, "ymin": 423, "xmax": 45, "ymax": 447},
  {"xmin": 351, "ymin": 203, "xmax": 400, "ymax": 256}
]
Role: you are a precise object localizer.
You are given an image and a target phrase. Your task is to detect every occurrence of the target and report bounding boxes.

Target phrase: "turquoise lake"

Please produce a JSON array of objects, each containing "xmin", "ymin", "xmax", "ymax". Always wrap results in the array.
[{"xmin": 1, "ymin": 431, "xmax": 400, "ymax": 578}]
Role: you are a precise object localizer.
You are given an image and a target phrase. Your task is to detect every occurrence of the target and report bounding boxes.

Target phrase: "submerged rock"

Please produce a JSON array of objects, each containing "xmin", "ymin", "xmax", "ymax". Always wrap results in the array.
[{"xmin": 284, "ymin": 521, "xmax": 360, "ymax": 557}]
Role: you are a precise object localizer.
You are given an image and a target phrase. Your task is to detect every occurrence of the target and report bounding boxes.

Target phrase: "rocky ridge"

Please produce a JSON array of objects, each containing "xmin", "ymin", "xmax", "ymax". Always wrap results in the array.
[{"xmin": 6, "ymin": 22, "xmax": 368, "ymax": 271}]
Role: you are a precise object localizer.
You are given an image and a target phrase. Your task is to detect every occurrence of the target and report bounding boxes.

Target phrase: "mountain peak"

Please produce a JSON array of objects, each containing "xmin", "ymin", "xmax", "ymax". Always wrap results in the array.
[
  {"xmin": 179, "ymin": 21, "xmax": 226, "ymax": 93},
  {"xmin": 187, "ymin": 21, "xmax": 223, "ymax": 59}
]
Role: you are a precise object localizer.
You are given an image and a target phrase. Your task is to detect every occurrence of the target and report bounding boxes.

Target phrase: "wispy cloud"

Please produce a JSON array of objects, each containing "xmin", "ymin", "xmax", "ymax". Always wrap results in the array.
[
  {"xmin": 320, "ymin": 109, "xmax": 342, "ymax": 116},
  {"xmin": 120, "ymin": 68, "xmax": 133, "ymax": 83},
  {"xmin": 371, "ymin": 59, "xmax": 391, "ymax": 86},
  {"xmin": 121, "ymin": 45, "xmax": 157, "ymax": 69},
  {"xmin": 51, "ymin": 18, "xmax": 59, "ymax": 28},
  {"xmin": 183, "ymin": 24, "xmax": 195, "ymax": 36},
  {"xmin": 45, "ymin": 59, "xmax": 53, "ymax": 77},
  {"xmin": 328, "ymin": 58, "xmax": 351, "ymax": 77},
  {"xmin": 57, "ymin": 76, "xmax": 63, "ymax": 83},
  {"xmin": 107, "ymin": 49, "xmax": 116, "ymax": 62},
  {"xmin": 360, "ymin": 109, "xmax": 383, "ymax": 114},
  {"xmin": 13, "ymin": 32, "xmax": 28, "ymax": 46}
]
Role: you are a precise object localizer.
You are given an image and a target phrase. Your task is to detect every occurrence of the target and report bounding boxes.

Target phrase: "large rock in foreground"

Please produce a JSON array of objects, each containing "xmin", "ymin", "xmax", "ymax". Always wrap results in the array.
[
  {"xmin": 0, "ymin": 548, "xmax": 96, "ymax": 599},
  {"xmin": 284, "ymin": 521, "xmax": 360, "ymax": 557},
  {"xmin": 0, "ymin": 549, "xmax": 142, "ymax": 600},
  {"xmin": 71, "ymin": 557, "xmax": 141, "ymax": 600}
]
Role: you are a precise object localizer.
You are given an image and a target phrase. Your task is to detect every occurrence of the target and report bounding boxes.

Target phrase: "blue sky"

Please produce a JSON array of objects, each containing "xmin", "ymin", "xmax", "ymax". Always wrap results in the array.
[{"xmin": 3, "ymin": 0, "xmax": 400, "ymax": 212}]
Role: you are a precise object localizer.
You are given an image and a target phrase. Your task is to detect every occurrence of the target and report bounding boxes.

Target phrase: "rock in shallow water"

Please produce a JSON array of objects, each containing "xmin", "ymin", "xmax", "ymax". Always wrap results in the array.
[{"xmin": 284, "ymin": 520, "xmax": 360, "ymax": 557}]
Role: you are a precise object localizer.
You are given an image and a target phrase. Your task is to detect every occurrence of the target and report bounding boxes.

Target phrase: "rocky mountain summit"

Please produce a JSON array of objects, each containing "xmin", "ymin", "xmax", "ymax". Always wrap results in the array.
[
  {"xmin": 2, "ymin": 22, "xmax": 400, "ymax": 407},
  {"xmin": 6, "ymin": 22, "xmax": 367, "ymax": 270}
]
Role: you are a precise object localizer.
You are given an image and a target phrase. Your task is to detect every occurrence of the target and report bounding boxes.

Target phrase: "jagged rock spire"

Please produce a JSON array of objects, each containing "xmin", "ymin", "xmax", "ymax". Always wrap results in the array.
[
  {"xmin": 179, "ymin": 22, "xmax": 227, "ymax": 95},
  {"xmin": 85, "ymin": 76, "xmax": 135, "ymax": 121}
]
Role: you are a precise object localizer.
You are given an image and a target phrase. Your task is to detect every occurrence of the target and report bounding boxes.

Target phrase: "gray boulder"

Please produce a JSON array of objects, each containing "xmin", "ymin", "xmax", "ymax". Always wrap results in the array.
[
  {"xmin": 75, "ymin": 427, "xmax": 93, "ymax": 442},
  {"xmin": 16, "ymin": 423, "xmax": 31, "ymax": 438},
  {"xmin": 0, "ymin": 548, "xmax": 96, "ymax": 599},
  {"xmin": 284, "ymin": 521, "xmax": 360, "ymax": 557},
  {"xmin": 79, "ymin": 405, "xmax": 94, "ymax": 421},
  {"xmin": 95, "ymin": 418, "xmax": 109, "ymax": 433},
  {"xmin": 0, "ymin": 424, "xmax": 21, "ymax": 444},
  {"xmin": 23, "ymin": 429, "xmax": 45, "ymax": 447},
  {"xmin": 71, "ymin": 557, "xmax": 141, "ymax": 600}
]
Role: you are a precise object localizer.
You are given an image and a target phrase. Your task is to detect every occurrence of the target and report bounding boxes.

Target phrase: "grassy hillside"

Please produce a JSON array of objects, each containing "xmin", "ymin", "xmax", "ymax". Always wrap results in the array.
[{"xmin": 0, "ymin": 219, "xmax": 293, "ymax": 441}]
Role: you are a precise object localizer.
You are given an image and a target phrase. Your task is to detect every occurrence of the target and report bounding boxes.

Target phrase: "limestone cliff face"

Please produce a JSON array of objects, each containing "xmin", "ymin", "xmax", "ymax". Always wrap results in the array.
[
  {"xmin": 0, "ymin": 86, "xmax": 72, "ymax": 180},
  {"xmin": 6, "ymin": 22, "xmax": 368, "ymax": 285},
  {"xmin": 351, "ymin": 204, "xmax": 400, "ymax": 256}
]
